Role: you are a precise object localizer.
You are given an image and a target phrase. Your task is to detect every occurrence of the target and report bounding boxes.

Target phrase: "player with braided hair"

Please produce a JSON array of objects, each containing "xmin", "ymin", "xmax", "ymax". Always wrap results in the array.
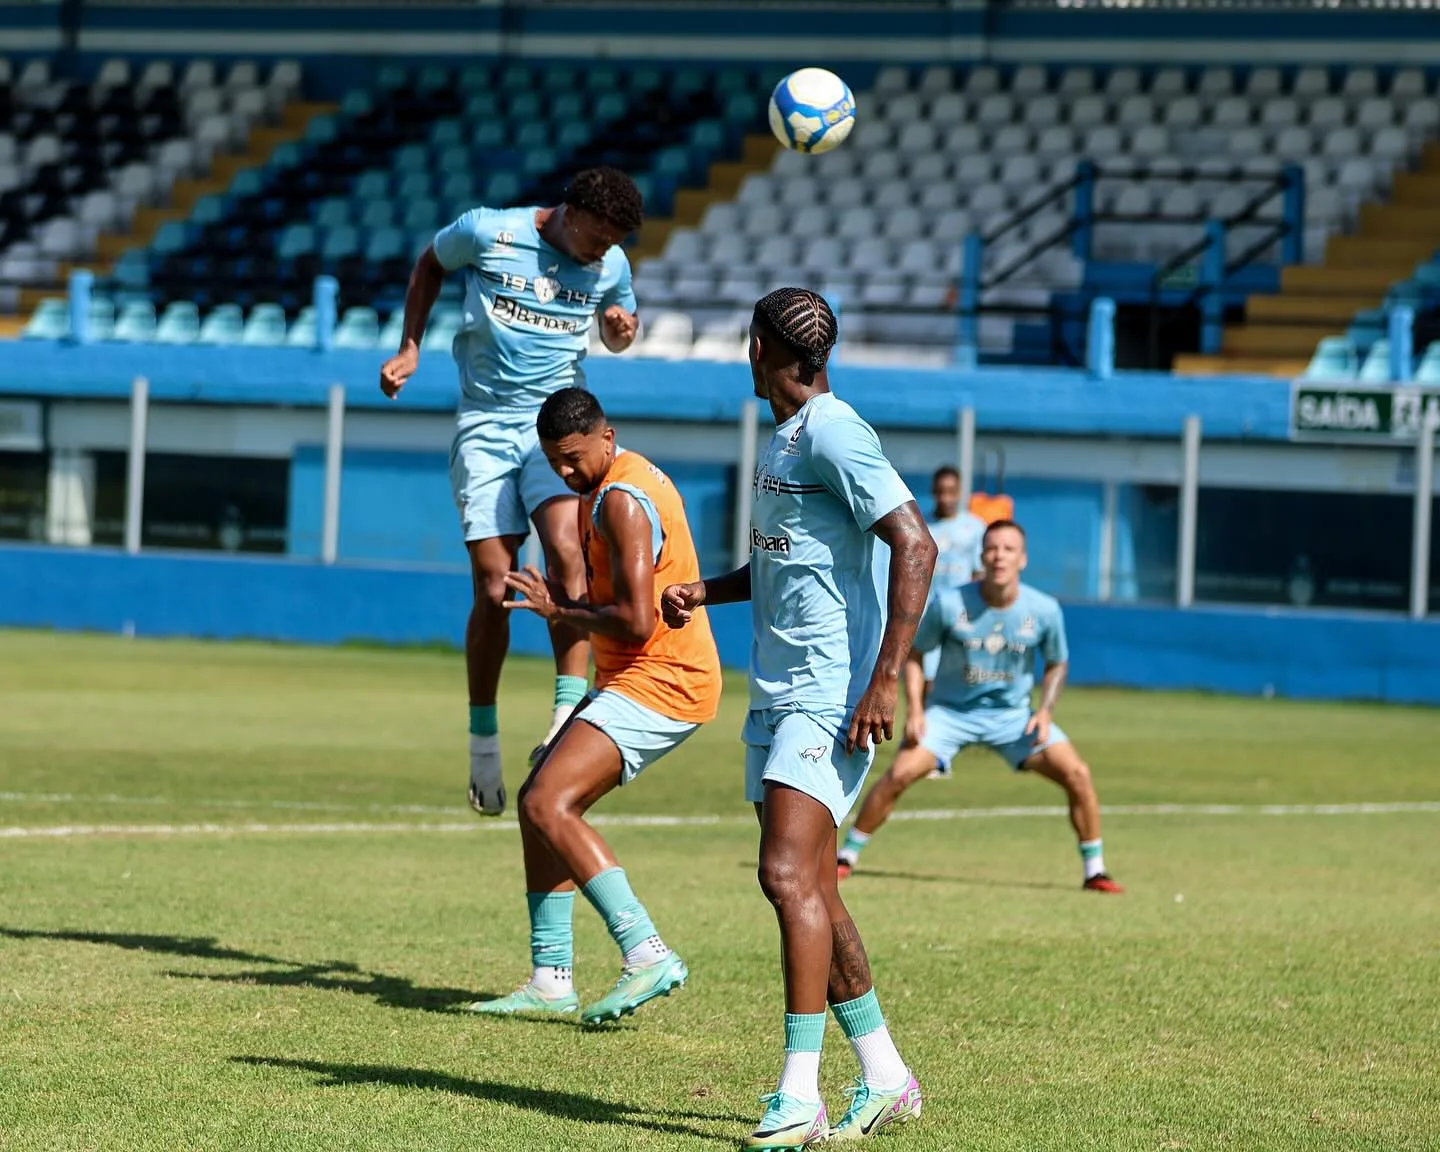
[
  {"xmin": 379, "ymin": 167, "xmax": 643, "ymax": 819},
  {"xmin": 663, "ymin": 288, "xmax": 936, "ymax": 1147}
]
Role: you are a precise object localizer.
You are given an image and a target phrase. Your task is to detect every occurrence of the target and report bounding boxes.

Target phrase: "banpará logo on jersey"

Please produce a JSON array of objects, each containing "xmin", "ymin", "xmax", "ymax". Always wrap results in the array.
[
  {"xmin": 751, "ymin": 525, "xmax": 791, "ymax": 554},
  {"xmin": 965, "ymin": 667, "xmax": 1013, "ymax": 685},
  {"xmin": 492, "ymin": 296, "xmax": 585, "ymax": 333}
]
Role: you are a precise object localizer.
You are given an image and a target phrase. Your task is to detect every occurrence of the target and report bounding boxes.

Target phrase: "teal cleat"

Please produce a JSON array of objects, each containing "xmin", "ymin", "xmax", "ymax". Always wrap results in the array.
[
  {"xmin": 743, "ymin": 1092, "xmax": 829, "ymax": 1149},
  {"xmin": 580, "ymin": 951, "xmax": 688, "ymax": 1025},
  {"xmin": 827, "ymin": 1073, "xmax": 922, "ymax": 1141},
  {"xmin": 463, "ymin": 983, "xmax": 579, "ymax": 1017}
]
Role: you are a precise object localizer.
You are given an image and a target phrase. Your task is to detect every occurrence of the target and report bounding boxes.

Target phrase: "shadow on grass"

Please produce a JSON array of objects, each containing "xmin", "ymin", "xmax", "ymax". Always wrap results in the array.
[
  {"xmin": 233, "ymin": 1057, "xmax": 744, "ymax": 1137},
  {"xmin": 0, "ymin": 926, "xmax": 492, "ymax": 1013},
  {"xmin": 846, "ymin": 868, "xmax": 1072, "ymax": 891}
]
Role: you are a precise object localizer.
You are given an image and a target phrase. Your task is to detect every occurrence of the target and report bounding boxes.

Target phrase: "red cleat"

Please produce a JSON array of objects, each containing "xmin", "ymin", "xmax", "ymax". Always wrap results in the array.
[
  {"xmin": 1083, "ymin": 873, "xmax": 1124, "ymax": 894},
  {"xmin": 836, "ymin": 858, "xmax": 853, "ymax": 881}
]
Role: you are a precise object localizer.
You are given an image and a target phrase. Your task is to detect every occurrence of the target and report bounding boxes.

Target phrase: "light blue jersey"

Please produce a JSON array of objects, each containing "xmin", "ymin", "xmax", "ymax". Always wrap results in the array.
[
  {"xmin": 432, "ymin": 206, "xmax": 635, "ymax": 417},
  {"xmin": 913, "ymin": 582, "xmax": 1069, "ymax": 713},
  {"xmin": 930, "ymin": 512, "xmax": 986, "ymax": 589},
  {"xmin": 749, "ymin": 393, "xmax": 915, "ymax": 711}
]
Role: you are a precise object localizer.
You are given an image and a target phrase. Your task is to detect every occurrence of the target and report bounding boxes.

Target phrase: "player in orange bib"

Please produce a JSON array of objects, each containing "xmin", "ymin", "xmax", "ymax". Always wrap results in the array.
[{"xmin": 466, "ymin": 386, "xmax": 723, "ymax": 1025}]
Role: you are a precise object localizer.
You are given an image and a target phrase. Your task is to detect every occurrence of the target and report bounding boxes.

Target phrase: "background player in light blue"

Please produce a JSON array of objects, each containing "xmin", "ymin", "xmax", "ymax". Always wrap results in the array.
[
  {"xmin": 377, "ymin": 169, "xmax": 642, "ymax": 818},
  {"xmin": 838, "ymin": 520, "xmax": 1123, "ymax": 893},
  {"xmin": 662, "ymin": 288, "xmax": 935, "ymax": 1147},
  {"xmin": 919, "ymin": 464, "xmax": 987, "ymax": 775}
]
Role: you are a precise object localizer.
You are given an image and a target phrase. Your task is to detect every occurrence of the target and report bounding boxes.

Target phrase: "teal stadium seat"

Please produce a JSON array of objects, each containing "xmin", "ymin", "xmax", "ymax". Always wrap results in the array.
[
  {"xmin": 715, "ymin": 69, "xmax": 752, "ymax": 95},
  {"xmin": 541, "ymin": 65, "xmax": 580, "ymax": 90},
  {"xmin": 439, "ymin": 146, "xmax": 472, "ymax": 176},
  {"xmin": 112, "ymin": 250, "xmax": 150, "ymax": 290},
  {"xmin": 630, "ymin": 67, "xmax": 663, "ymax": 92},
  {"xmin": 440, "ymin": 173, "xmax": 475, "ymax": 204},
  {"xmin": 725, "ymin": 92, "xmax": 763, "ymax": 125},
  {"xmin": 230, "ymin": 169, "xmax": 265, "ymax": 198},
  {"xmin": 321, "ymin": 226, "xmax": 359, "ymax": 262},
  {"xmin": 278, "ymin": 224, "xmax": 316, "ymax": 261},
  {"xmin": 557, "ymin": 123, "xmax": 592, "ymax": 151},
  {"xmin": 378, "ymin": 310, "xmax": 405, "ymax": 348},
  {"xmin": 304, "ymin": 116, "xmax": 339, "ymax": 146},
  {"xmin": 458, "ymin": 66, "xmax": 491, "ymax": 93},
  {"xmin": 197, "ymin": 303, "xmax": 244, "ymax": 345},
  {"xmin": 1416, "ymin": 341, "xmax": 1440, "ymax": 383},
  {"xmin": 423, "ymin": 306, "xmax": 462, "ymax": 351},
  {"xmin": 508, "ymin": 92, "xmax": 542, "ymax": 122},
  {"xmin": 335, "ymin": 307, "xmax": 380, "ymax": 349},
  {"xmin": 472, "ymin": 121, "xmax": 508, "ymax": 149},
  {"xmin": 515, "ymin": 122, "xmax": 550, "ymax": 150},
  {"xmin": 402, "ymin": 199, "xmax": 440, "ymax": 233},
  {"xmin": 22, "ymin": 298, "xmax": 67, "ymax": 340},
  {"xmin": 154, "ymin": 302, "xmax": 200, "ymax": 344},
  {"xmin": 151, "ymin": 221, "xmax": 191, "ymax": 257},
  {"xmin": 1358, "ymin": 339, "xmax": 1392, "ymax": 382},
  {"xmin": 417, "ymin": 65, "xmax": 450, "ymax": 93},
  {"xmin": 192, "ymin": 195, "xmax": 227, "ymax": 227},
  {"xmin": 85, "ymin": 297, "xmax": 115, "ymax": 342},
  {"xmin": 587, "ymin": 66, "xmax": 620, "ymax": 92},
  {"xmin": 551, "ymin": 92, "xmax": 585, "ymax": 122},
  {"xmin": 1302, "ymin": 336, "xmax": 1359, "ymax": 380},
  {"xmin": 499, "ymin": 64, "xmax": 532, "ymax": 90},
  {"xmin": 466, "ymin": 93, "xmax": 501, "ymax": 121},
  {"xmin": 485, "ymin": 172, "xmax": 521, "ymax": 204},
  {"xmin": 285, "ymin": 306, "xmax": 317, "ymax": 348},
  {"xmin": 241, "ymin": 303, "xmax": 288, "ymax": 347},
  {"xmin": 359, "ymin": 200, "xmax": 395, "ymax": 230},
  {"xmin": 522, "ymin": 147, "xmax": 557, "ymax": 177},
  {"xmin": 112, "ymin": 300, "xmax": 156, "ymax": 343},
  {"xmin": 355, "ymin": 171, "xmax": 390, "ymax": 201},
  {"xmin": 394, "ymin": 144, "xmax": 428, "ymax": 171},
  {"xmin": 692, "ymin": 120, "xmax": 727, "ymax": 152},
  {"xmin": 340, "ymin": 90, "xmax": 373, "ymax": 119},
  {"xmin": 366, "ymin": 228, "xmax": 405, "ymax": 264},
  {"xmin": 396, "ymin": 171, "xmax": 431, "ymax": 202},
  {"xmin": 376, "ymin": 65, "xmax": 408, "ymax": 91},
  {"xmin": 431, "ymin": 120, "xmax": 464, "ymax": 149},
  {"xmin": 315, "ymin": 197, "xmax": 351, "ymax": 230},
  {"xmin": 594, "ymin": 92, "xmax": 627, "ymax": 123}
]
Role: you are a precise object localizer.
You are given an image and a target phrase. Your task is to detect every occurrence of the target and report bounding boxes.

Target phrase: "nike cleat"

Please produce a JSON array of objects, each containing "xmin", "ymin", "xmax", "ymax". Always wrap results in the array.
[
  {"xmin": 828, "ymin": 1073, "xmax": 922, "ymax": 1141},
  {"xmin": 1083, "ymin": 873, "xmax": 1124, "ymax": 894},
  {"xmin": 580, "ymin": 951, "xmax": 688, "ymax": 1025},
  {"xmin": 463, "ymin": 982, "xmax": 579, "ymax": 1016},
  {"xmin": 743, "ymin": 1093, "xmax": 829, "ymax": 1149},
  {"xmin": 468, "ymin": 734, "xmax": 505, "ymax": 816}
]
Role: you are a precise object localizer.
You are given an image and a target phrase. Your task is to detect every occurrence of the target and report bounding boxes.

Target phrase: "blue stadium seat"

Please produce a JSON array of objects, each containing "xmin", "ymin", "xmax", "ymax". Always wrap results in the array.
[
  {"xmin": 277, "ymin": 224, "xmax": 316, "ymax": 261},
  {"xmin": 499, "ymin": 64, "xmax": 533, "ymax": 90},
  {"xmin": 304, "ymin": 116, "xmax": 339, "ymax": 146},
  {"xmin": 458, "ymin": 66, "xmax": 492, "ymax": 92},
  {"xmin": 466, "ymin": 93, "xmax": 501, "ymax": 121},
  {"xmin": 197, "ymin": 303, "xmax": 245, "ymax": 345},
  {"xmin": 112, "ymin": 250, "xmax": 150, "ymax": 290},
  {"xmin": 508, "ymin": 92, "xmax": 543, "ymax": 122},
  {"xmin": 557, "ymin": 123, "xmax": 592, "ymax": 151},
  {"xmin": 587, "ymin": 66, "xmax": 621, "ymax": 92},
  {"xmin": 376, "ymin": 65, "xmax": 408, "ymax": 91},
  {"xmin": 472, "ymin": 121, "xmax": 508, "ymax": 150},
  {"xmin": 431, "ymin": 120, "xmax": 464, "ymax": 149},
  {"xmin": 423, "ymin": 306, "xmax": 463, "ymax": 351},
  {"xmin": 594, "ymin": 92, "xmax": 627, "ymax": 123},
  {"xmin": 417, "ymin": 65, "xmax": 451, "ymax": 93},
  {"xmin": 724, "ymin": 92, "xmax": 763, "ymax": 124},
  {"xmin": 230, "ymin": 169, "xmax": 265, "ymax": 199},
  {"xmin": 551, "ymin": 92, "xmax": 585, "ymax": 122},
  {"xmin": 154, "ymin": 302, "xmax": 200, "ymax": 345},
  {"xmin": 440, "ymin": 173, "xmax": 476, "ymax": 204},
  {"xmin": 394, "ymin": 144, "xmax": 428, "ymax": 171},
  {"xmin": 112, "ymin": 300, "xmax": 156, "ymax": 343},
  {"xmin": 1301, "ymin": 336, "xmax": 1358, "ymax": 380},
  {"xmin": 439, "ymin": 146, "xmax": 472, "ymax": 175},
  {"xmin": 515, "ymin": 122, "xmax": 550, "ymax": 150},
  {"xmin": 340, "ymin": 89, "xmax": 374, "ymax": 119},
  {"xmin": 366, "ymin": 228, "xmax": 406, "ymax": 264},
  {"xmin": 540, "ymin": 65, "xmax": 580, "ymax": 91},
  {"xmin": 396, "ymin": 171, "xmax": 432, "ymax": 202},
  {"xmin": 355, "ymin": 171, "xmax": 391, "ymax": 201},
  {"xmin": 86, "ymin": 298, "xmax": 116, "ymax": 342},
  {"xmin": 485, "ymin": 172, "xmax": 521, "ymax": 203},
  {"xmin": 629, "ymin": 67, "xmax": 663, "ymax": 92},
  {"xmin": 1416, "ymin": 341, "xmax": 1440, "ymax": 383},
  {"xmin": 192, "ymin": 196, "xmax": 228, "ymax": 227},
  {"xmin": 285, "ymin": 306, "xmax": 317, "ymax": 347},
  {"xmin": 151, "ymin": 221, "xmax": 192, "ymax": 257},
  {"xmin": 241, "ymin": 302, "xmax": 288, "ymax": 346},
  {"xmin": 378, "ymin": 309, "xmax": 405, "ymax": 349},
  {"xmin": 522, "ymin": 147, "xmax": 557, "ymax": 177},
  {"xmin": 692, "ymin": 120, "xmax": 728, "ymax": 152},
  {"xmin": 335, "ymin": 306, "xmax": 380, "ymax": 349},
  {"xmin": 715, "ymin": 69, "xmax": 753, "ymax": 95},
  {"xmin": 1358, "ymin": 338, "xmax": 1392, "ymax": 382}
]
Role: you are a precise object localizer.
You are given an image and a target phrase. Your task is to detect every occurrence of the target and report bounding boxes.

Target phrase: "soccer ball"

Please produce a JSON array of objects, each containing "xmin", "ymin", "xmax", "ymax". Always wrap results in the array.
[{"xmin": 768, "ymin": 67, "xmax": 856, "ymax": 155}]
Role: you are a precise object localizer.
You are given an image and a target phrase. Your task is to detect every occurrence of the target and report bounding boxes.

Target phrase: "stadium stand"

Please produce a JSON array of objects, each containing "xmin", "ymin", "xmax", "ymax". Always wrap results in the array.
[{"xmin": 6, "ymin": 57, "xmax": 1440, "ymax": 373}]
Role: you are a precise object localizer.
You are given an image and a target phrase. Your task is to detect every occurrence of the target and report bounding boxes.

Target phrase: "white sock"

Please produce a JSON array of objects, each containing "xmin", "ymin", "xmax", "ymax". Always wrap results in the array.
[
  {"xmin": 775, "ymin": 1050, "xmax": 821, "ymax": 1103},
  {"xmin": 1080, "ymin": 839, "xmax": 1106, "ymax": 879},
  {"xmin": 544, "ymin": 704, "xmax": 575, "ymax": 744},
  {"xmin": 470, "ymin": 733, "xmax": 500, "ymax": 759},
  {"xmin": 622, "ymin": 934, "xmax": 671, "ymax": 968},
  {"xmin": 851, "ymin": 1025, "xmax": 910, "ymax": 1092},
  {"xmin": 530, "ymin": 966, "xmax": 573, "ymax": 997}
]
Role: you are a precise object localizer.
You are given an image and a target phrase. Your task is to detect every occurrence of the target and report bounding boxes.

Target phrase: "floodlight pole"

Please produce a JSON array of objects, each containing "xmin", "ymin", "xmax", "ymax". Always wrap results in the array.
[
  {"xmin": 733, "ymin": 399, "xmax": 759, "ymax": 568},
  {"xmin": 123, "ymin": 376, "xmax": 149, "ymax": 555}
]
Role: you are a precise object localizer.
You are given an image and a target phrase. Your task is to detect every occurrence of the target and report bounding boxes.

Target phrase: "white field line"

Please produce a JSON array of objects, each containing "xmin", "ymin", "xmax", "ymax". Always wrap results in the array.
[{"xmin": 0, "ymin": 802, "xmax": 1437, "ymax": 840}]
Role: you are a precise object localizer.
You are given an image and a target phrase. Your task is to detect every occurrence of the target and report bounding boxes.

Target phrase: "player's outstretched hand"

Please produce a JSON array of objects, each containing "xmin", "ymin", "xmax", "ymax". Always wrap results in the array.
[
  {"xmin": 848, "ymin": 676, "xmax": 897, "ymax": 754},
  {"xmin": 1025, "ymin": 709, "xmax": 1052, "ymax": 746},
  {"xmin": 379, "ymin": 343, "xmax": 419, "ymax": 399},
  {"xmin": 503, "ymin": 565, "xmax": 565, "ymax": 621},
  {"xmin": 601, "ymin": 306, "xmax": 638, "ymax": 348},
  {"xmin": 661, "ymin": 581, "xmax": 705, "ymax": 628}
]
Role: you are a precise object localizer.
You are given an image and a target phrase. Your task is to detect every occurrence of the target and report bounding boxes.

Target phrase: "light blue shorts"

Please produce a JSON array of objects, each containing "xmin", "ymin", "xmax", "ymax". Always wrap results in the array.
[
  {"xmin": 449, "ymin": 412, "xmax": 572, "ymax": 542},
  {"xmin": 921, "ymin": 648, "xmax": 941, "ymax": 682},
  {"xmin": 743, "ymin": 705, "xmax": 876, "ymax": 826},
  {"xmin": 578, "ymin": 688, "xmax": 700, "ymax": 784},
  {"xmin": 920, "ymin": 704, "xmax": 1068, "ymax": 773}
]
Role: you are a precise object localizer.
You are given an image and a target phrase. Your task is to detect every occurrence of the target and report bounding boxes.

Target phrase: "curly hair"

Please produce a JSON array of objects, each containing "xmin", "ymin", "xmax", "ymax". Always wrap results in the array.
[
  {"xmin": 564, "ymin": 167, "xmax": 644, "ymax": 234},
  {"xmin": 537, "ymin": 386, "xmax": 606, "ymax": 441},
  {"xmin": 753, "ymin": 287, "xmax": 838, "ymax": 374}
]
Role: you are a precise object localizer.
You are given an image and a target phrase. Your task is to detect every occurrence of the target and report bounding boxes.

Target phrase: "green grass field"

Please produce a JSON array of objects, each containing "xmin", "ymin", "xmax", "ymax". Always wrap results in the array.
[{"xmin": 1, "ymin": 630, "xmax": 1437, "ymax": 1151}]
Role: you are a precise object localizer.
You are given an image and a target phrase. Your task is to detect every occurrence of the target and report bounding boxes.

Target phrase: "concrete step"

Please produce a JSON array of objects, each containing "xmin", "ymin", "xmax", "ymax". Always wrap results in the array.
[
  {"xmin": 1247, "ymin": 293, "xmax": 1381, "ymax": 324},
  {"xmin": 1280, "ymin": 264, "xmax": 1414, "ymax": 295},
  {"xmin": 1324, "ymin": 234, "xmax": 1438, "ymax": 267},
  {"xmin": 1388, "ymin": 171, "xmax": 1440, "ymax": 208},
  {"xmin": 631, "ymin": 134, "xmax": 779, "ymax": 261},
  {"xmin": 1171, "ymin": 353, "xmax": 1307, "ymax": 377},
  {"xmin": 1222, "ymin": 323, "xmax": 1340, "ymax": 358},
  {"xmin": 1357, "ymin": 202, "xmax": 1440, "ymax": 239}
]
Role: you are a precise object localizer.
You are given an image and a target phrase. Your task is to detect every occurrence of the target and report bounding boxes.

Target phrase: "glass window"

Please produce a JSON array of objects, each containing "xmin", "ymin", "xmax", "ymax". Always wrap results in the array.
[{"xmin": 0, "ymin": 451, "xmax": 47, "ymax": 542}]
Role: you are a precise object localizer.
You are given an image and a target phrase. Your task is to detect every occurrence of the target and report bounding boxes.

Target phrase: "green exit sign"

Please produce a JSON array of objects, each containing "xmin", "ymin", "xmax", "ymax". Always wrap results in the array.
[{"xmin": 1290, "ymin": 383, "xmax": 1440, "ymax": 444}]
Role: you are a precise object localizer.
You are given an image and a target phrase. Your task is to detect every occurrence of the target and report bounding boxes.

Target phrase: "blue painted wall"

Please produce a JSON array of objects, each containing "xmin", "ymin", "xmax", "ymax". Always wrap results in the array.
[{"xmin": 3, "ymin": 545, "xmax": 1438, "ymax": 706}]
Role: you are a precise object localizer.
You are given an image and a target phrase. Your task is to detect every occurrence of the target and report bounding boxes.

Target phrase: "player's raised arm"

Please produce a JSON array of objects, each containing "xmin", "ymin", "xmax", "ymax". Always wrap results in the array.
[
  {"xmin": 598, "ymin": 258, "xmax": 639, "ymax": 353},
  {"xmin": 379, "ymin": 244, "xmax": 445, "ymax": 399}
]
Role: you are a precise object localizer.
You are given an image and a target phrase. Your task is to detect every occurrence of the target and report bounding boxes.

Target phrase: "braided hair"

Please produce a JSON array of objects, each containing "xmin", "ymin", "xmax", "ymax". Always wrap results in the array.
[{"xmin": 753, "ymin": 287, "xmax": 838, "ymax": 374}]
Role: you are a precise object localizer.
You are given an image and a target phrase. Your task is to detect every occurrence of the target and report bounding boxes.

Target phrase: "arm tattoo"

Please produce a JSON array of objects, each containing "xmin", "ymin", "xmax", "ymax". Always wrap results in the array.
[{"xmin": 869, "ymin": 502, "xmax": 938, "ymax": 682}]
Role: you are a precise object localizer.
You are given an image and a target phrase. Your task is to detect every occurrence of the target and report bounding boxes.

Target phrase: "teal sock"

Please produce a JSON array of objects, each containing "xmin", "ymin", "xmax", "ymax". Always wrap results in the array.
[
  {"xmin": 469, "ymin": 704, "xmax": 497, "ymax": 738},
  {"xmin": 785, "ymin": 1010, "xmax": 826, "ymax": 1053},
  {"xmin": 554, "ymin": 675, "xmax": 588, "ymax": 711},
  {"xmin": 831, "ymin": 988, "xmax": 885, "ymax": 1039},
  {"xmin": 1080, "ymin": 838, "xmax": 1106, "ymax": 878},
  {"xmin": 581, "ymin": 867, "xmax": 659, "ymax": 957},
  {"xmin": 527, "ymin": 891, "xmax": 575, "ymax": 970},
  {"xmin": 839, "ymin": 827, "xmax": 870, "ymax": 863}
]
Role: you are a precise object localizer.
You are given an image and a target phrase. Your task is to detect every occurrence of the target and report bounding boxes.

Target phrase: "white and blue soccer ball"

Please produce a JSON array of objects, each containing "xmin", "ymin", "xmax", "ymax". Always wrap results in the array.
[{"xmin": 768, "ymin": 67, "xmax": 856, "ymax": 155}]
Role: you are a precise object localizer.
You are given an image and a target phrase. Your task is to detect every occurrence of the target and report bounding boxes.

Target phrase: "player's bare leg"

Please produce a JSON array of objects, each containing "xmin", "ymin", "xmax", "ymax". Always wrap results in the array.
[
  {"xmin": 530, "ymin": 495, "xmax": 590, "ymax": 765},
  {"xmin": 465, "ymin": 534, "xmax": 522, "ymax": 816},
  {"xmin": 837, "ymin": 744, "xmax": 937, "ymax": 878},
  {"xmin": 1025, "ymin": 742, "xmax": 1123, "ymax": 893}
]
